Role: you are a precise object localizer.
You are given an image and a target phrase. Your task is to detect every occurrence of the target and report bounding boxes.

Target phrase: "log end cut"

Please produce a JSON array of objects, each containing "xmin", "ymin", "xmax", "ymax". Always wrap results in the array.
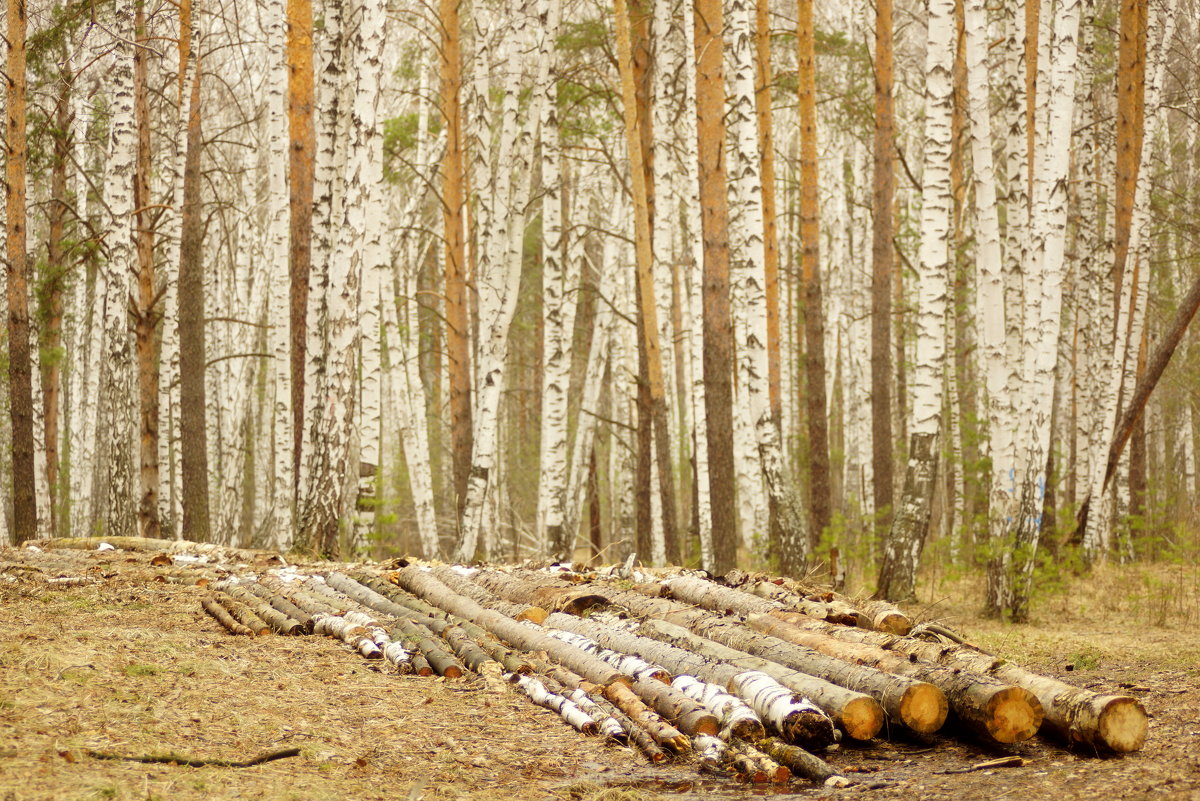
[
  {"xmin": 899, "ymin": 682, "xmax": 949, "ymax": 734},
  {"xmin": 841, "ymin": 696, "xmax": 885, "ymax": 741},
  {"xmin": 1096, "ymin": 695, "xmax": 1148, "ymax": 753},
  {"xmin": 515, "ymin": 607, "xmax": 550, "ymax": 625},
  {"xmin": 872, "ymin": 611, "xmax": 912, "ymax": 636},
  {"xmin": 985, "ymin": 687, "xmax": 1044, "ymax": 744}
]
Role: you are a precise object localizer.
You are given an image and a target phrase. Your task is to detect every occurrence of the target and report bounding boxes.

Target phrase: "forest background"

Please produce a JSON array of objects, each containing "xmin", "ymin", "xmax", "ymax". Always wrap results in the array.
[{"xmin": 0, "ymin": 0, "xmax": 1196, "ymax": 623}]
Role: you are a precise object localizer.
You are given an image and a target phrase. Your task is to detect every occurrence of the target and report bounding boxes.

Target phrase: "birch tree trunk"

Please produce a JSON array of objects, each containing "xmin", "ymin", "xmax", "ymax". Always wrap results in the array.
[
  {"xmin": 534, "ymin": 0, "xmax": 571, "ymax": 559},
  {"xmin": 265, "ymin": 0, "xmax": 294, "ymax": 549},
  {"xmin": 97, "ymin": 3, "xmax": 139, "ymax": 539},
  {"xmin": 876, "ymin": 0, "xmax": 954, "ymax": 601},
  {"xmin": 727, "ymin": 0, "xmax": 809, "ymax": 571}
]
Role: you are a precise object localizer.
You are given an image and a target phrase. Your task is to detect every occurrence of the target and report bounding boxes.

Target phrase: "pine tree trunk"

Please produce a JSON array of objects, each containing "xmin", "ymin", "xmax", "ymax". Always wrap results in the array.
[
  {"xmin": 133, "ymin": 0, "xmax": 161, "ymax": 539},
  {"xmin": 870, "ymin": 0, "xmax": 896, "ymax": 536},
  {"xmin": 287, "ymin": 0, "xmax": 315, "ymax": 491},
  {"xmin": 693, "ymin": 0, "xmax": 738, "ymax": 573},
  {"xmin": 796, "ymin": 0, "xmax": 830, "ymax": 554},
  {"xmin": 6, "ymin": 0, "xmax": 35, "ymax": 544},
  {"xmin": 178, "ymin": 20, "xmax": 210, "ymax": 544}
]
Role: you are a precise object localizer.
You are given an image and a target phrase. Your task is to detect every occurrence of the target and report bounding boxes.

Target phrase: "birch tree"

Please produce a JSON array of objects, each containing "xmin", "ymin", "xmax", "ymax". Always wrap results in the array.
[{"xmin": 876, "ymin": 0, "xmax": 954, "ymax": 601}]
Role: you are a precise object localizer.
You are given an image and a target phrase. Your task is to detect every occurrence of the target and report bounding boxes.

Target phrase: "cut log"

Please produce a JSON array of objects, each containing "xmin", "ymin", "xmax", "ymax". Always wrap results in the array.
[
  {"xmin": 664, "ymin": 575, "xmax": 779, "ymax": 616},
  {"xmin": 243, "ymin": 582, "xmax": 314, "ymax": 632},
  {"xmin": 852, "ymin": 598, "xmax": 913, "ymax": 635},
  {"xmin": 215, "ymin": 594, "xmax": 271, "ymax": 636},
  {"xmin": 389, "ymin": 617, "xmax": 464, "ymax": 678},
  {"xmin": 471, "ymin": 569, "xmax": 609, "ymax": 616},
  {"xmin": 735, "ymin": 742, "xmax": 790, "ymax": 783},
  {"xmin": 543, "ymin": 628, "xmax": 671, "ymax": 683},
  {"xmin": 746, "ymin": 613, "xmax": 1041, "ymax": 744},
  {"xmin": 392, "ymin": 566, "xmax": 630, "ymax": 687},
  {"xmin": 728, "ymin": 671, "xmax": 835, "ymax": 749},
  {"xmin": 616, "ymin": 592, "xmax": 945, "ymax": 735},
  {"xmin": 358, "ymin": 574, "xmax": 450, "ymax": 620},
  {"xmin": 757, "ymin": 737, "xmax": 847, "ymax": 786},
  {"xmin": 312, "ymin": 613, "xmax": 381, "ymax": 658},
  {"xmin": 765, "ymin": 610, "xmax": 1146, "ymax": 752},
  {"xmin": 600, "ymin": 681, "xmax": 692, "ymax": 752},
  {"xmin": 326, "ymin": 572, "xmax": 423, "ymax": 620},
  {"xmin": 201, "ymin": 597, "xmax": 253, "ymax": 636},
  {"xmin": 631, "ymin": 677, "xmax": 720, "ymax": 736},
  {"xmin": 213, "ymin": 582, "xmax": 303, "ymax": 635},
  {"xmin": 428, "ymin": 566, "xmax": 549, "ymax": 622},
  {"xmin": 513, "ymin": 674, "xmax": 598, "ymax": 734},
  {"xmin": 746, "ymin": 580, "xmax": 859, "ymax": 626},
  {"xmin": 543, "ymin": 611, "xmax": 881, "ymax": 741},
  {"xmin": 634, "ymin": 618, "xmax": 884, "ymax": 740},
  {"xmin": 670, "ymin": 675, "xmax": 765, "ymax": 740}
]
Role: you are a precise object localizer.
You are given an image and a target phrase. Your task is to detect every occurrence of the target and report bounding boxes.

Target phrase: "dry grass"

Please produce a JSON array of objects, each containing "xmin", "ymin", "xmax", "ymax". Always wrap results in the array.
[{"xmin": 3, "ymin": 546, "xmax": 1200, "ymax": 801}]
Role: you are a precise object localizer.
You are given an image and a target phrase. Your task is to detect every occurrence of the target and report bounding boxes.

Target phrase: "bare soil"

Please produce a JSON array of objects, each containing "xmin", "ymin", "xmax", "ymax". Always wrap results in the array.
[{"xmin": 2, "ymin": 546, "xmax": 1198, "ymax": 801}]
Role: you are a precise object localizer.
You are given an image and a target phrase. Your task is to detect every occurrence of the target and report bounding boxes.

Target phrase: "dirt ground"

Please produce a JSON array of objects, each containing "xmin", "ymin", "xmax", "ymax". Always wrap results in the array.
[{"xmin": 1, "ymin": 546, "xmax": 1198, "ymax": 801}]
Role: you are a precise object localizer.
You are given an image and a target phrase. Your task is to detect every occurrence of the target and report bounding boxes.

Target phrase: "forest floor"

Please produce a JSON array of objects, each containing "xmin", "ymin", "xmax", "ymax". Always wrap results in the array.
[{"xmin": 1, "ymin": 545, "xmax": 1198, "ymax": 801}]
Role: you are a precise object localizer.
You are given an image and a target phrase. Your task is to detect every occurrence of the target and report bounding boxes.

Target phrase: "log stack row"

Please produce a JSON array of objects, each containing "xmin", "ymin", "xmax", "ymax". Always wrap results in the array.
[{"xmin": 189, "ymin": 559, "xmax": 1147, "ymax": 786}]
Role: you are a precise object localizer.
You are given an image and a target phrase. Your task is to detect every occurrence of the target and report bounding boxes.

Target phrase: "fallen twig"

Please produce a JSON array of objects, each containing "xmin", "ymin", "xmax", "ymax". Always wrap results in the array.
[
  {"xmin": 934, "ymin": 755, "xmax": 1026, "ymax": 774},
  {"xmin": 85, "ymin": 747, "xmax": 301, "ymax": 768}
]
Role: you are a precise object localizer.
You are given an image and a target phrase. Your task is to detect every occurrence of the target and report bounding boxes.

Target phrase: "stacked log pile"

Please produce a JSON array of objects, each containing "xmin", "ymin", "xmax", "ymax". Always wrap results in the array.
[{"xmin": 12, "ymin": 540, "xmax": 1149, "ymax": 787}]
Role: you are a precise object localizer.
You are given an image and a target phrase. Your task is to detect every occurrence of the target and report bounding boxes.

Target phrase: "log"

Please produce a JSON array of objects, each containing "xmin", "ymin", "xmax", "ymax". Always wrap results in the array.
[
  {"xmin": 312, "ymin": 613, "xmax": 381, "ymax": 658},
  {"xmin": 543, "ymin": 628, "xmax": 671, "ymax": 683},
  {"xmin": 201, "ymin": 597, "xmax": 253, "ymax": 636},
  {"xmin": 853, "ymin": 598, "xmax": 913, "ymax": 635},
  {"xmin": 359, "ymin": 574, "xmax": 450, "ymax": 619},
  {"xmin": 757, "ymin": 737, "xmax": 847, "ymax": 786},
  {"xmin": 215, "ymin": 594, "xmax": 271, "ymax": 636},
  {"xmin": 670, "ymin": 675, "xmax": 764, "ymax": 740},
  {"xmin": 733, "ymin": 742, "xmax": 790, "ymax": 784},
  {"xmin": 213, "ymin": 582, "xmax": 303, "ymax": 635},
  {"xmin": 765, "ymin": 611, "xmax": 1146, "ymax": 752},
  {"xmin": 746, "ymin": 580, "xmax": 859, "ymax": 626},
  {"xmin": 393, "ymin": 566, "xmax": 630, "ymax": 687},
  {"xmin": 428, "ymin": 566, "xmax": 549, "ymax": 622},
  {"xmin": 389, "ymin": 617, "xmax": 464, "ymax": 678},
  {"xmin": 599, "ymin": 681, "xmax": 692, "ymax": 752},
  {"xmin": 326, "ymin": 572, "xmax": 420, "ymax": 620},
  {"xmin": 471, "ymin": 569, "xmax": 609, "ymax": 616},
  {"xmin": 635, "ymin": 618, "xmax": 884, "ymax": 740},
  {"xmin": 728, "ymin": 671, "xmax": 835, "ymax": 749},
  {"xmin": 746, "ymin": 613, "xmax": 1042, "ymax": 744},
  {"xmin": 544, "ymin": 612, "xmax": 882, "ymax": 741},
  {"xmin": 615, "ymin": 591, "xmax": 945, "ymax": 734},
  {"xmin": 631, "ymin": 677, "xmax": 720, "ymax": 736},
  {"xmin": 513, "ymin": 675, "xmax": 598, "ymax": 734},
  {"xmin": 243, "ymin": 582, "xmax": 314, "ymax": 633}
]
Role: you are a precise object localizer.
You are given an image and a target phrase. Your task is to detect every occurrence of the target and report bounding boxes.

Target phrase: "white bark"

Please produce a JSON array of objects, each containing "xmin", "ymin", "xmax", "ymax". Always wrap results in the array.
[
  {"xmin": 264, "ymin": 0, "xmax": 293, "ymax": 550},
  {"xmin": 97, "ymin": 4, "xmax": 139, "ymax": 538},
  {"xmin": 534, "ymin": 0, "xmax": 570, "ymax": 557},
  {"xmin": 1083, "ymin": 0, "xmax": 1178, "ymax": 558}
]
